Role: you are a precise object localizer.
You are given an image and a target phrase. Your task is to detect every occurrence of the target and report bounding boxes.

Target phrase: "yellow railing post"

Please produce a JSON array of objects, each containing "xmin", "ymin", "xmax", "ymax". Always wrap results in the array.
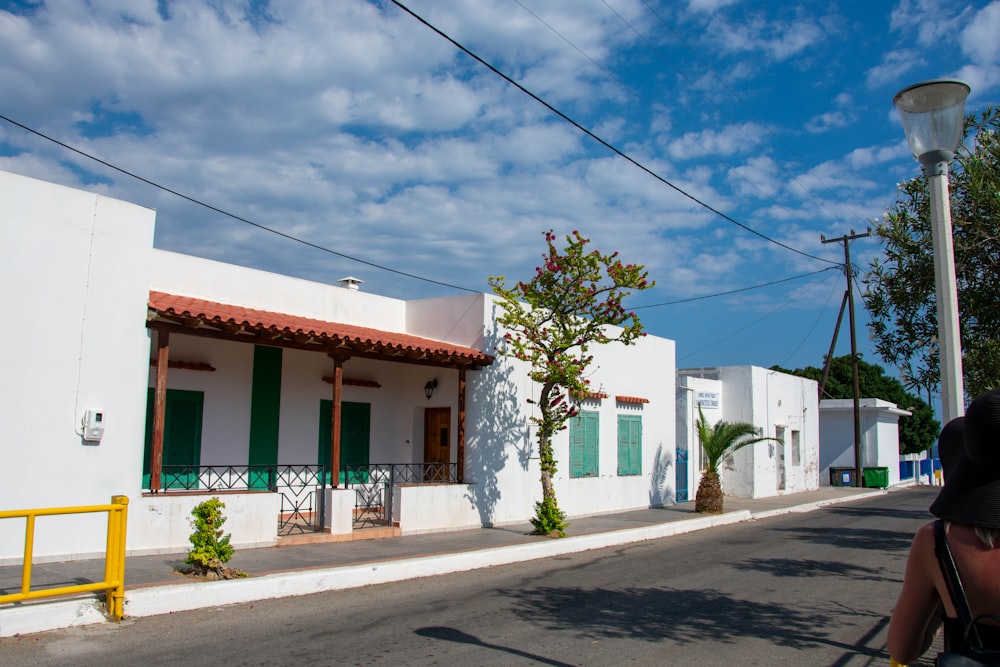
[
  {"xmin": 21, "ymin": 513, "xmax": 35, "ymax": 598},
  {"xmin": 104, "ymin": 495, "xmax": 128, "ymax": 621}
]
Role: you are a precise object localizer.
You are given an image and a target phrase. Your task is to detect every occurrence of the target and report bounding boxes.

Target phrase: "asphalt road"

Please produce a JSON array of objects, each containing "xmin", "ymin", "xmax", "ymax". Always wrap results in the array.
[{"xmin": 0, "ymin": 487, "xmax": 942, "ymax": 666}]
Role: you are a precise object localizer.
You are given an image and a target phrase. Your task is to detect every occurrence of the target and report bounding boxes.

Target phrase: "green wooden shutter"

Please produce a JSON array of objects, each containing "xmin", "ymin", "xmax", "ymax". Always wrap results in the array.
[
  {"xmin": 617, "ymin": 416, "xmax": 631, "ymax": 475},
  {"xmin": 249, "ymin": 345, "xmax": 282, "ymax": 488},
  {"xmin": 570, "ymin": 411, "xmax": 599, "ymax": 478},
  {"xmin": 617, "ymin": 415, "xmax": 642, "ymax": 476},
  {"xmin": 143, "ymin": 388, "xmax": 204, "ymax": 489},
  {"xmin": 582, "ymin": 412, "xmax": 599, "ymax": 476},
  {"xmin": 569, "ymin": 413, "xmax": 585, "ymax": 477},
  {"xmin": 318, "ymin": 400, "xmax": 371, "ymax": 484}
]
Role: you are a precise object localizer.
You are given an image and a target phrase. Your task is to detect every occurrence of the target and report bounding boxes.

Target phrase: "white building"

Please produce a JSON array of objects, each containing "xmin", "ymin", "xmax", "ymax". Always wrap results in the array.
[
  {"xmin": 818, "ymin": 398, "xmax": 911, "ymax": 487},
  {"xmin": 0, "ymin": 169, "xmax": 676, "ymax": 563},
  {"xmin": 676, "ymin": 366, "xmax": 820, "ymax": 500}
]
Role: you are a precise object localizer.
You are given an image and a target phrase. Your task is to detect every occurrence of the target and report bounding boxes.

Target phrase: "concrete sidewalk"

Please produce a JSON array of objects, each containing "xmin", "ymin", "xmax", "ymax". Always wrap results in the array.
[{"xmin": 0, "ymin": 486, "xmax": 886, "ymax": 637}]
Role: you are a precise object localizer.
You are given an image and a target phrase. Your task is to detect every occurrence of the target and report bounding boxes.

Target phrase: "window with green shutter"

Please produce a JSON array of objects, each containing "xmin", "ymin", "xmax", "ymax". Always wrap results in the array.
[
  {"xmin": 617, "ymin": 415, "xmax": 642, "ymax": 476},
  {"xmin": 569, "ymin": 411, "xmax": 599, "ymax": 478}
]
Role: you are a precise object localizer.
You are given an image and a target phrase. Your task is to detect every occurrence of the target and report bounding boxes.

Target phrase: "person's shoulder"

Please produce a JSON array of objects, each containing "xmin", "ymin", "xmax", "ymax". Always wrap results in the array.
[{"xmin": 911, "ymin": 520, "xmax": 939, "ymax": 557}]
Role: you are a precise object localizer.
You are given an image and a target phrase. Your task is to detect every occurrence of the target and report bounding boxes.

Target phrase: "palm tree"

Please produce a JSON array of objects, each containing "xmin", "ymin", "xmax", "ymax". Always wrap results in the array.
[{"xmin": 694, "ymin": 406, "xmax": 777, "ymax": 514}]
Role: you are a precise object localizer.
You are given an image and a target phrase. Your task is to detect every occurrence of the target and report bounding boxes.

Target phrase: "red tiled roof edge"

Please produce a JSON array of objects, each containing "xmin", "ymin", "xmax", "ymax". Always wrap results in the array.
[
  {"xmin": 148, "ymin": 291, "xmax": 493, "ymax": 364},
  {"xmin": 615, "ymin": 395, "xmax": 650, "ymax": 404}
]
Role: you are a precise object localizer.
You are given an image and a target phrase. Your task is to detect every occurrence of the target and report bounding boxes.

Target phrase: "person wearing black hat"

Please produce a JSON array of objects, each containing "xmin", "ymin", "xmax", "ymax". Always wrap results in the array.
[{"xmin": 888, "ymin": 389, "xmax": 1000, "ymax": 664}]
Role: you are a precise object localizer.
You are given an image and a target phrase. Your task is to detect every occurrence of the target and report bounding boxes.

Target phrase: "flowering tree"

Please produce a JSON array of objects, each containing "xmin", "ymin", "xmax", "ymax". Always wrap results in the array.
[{"xmin": 488, "ymin": 230, "xmax": 653, "ymax": 536}]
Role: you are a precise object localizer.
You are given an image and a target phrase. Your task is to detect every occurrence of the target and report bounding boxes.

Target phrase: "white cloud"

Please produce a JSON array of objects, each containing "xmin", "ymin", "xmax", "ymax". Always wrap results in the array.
[
  {"xmin": 958, "ymin": 1, "xmax": 1000, "ymax": 93},
  {"xmin": 889, "ymin": 0, "xmax": 975, "ymax": 48},
  {"xmin": 865, "ymin": 49, "xmax": 923, "ymax": 89},
  {"xmin": 727, "ymin": 156, "xmax": 780, "ymax": 199},
  {"xmin": 805, "ymin": 111, "xmax": 851, "ymax": 134},
  {"xmin": 702, "ymin": 12, "xmax": 827, "ymax": 62},
  {"xmin": 686, "ymin": 0, "xmax": 741, "ymax": 13},
  {"xmin": 667, "ymin": 123, "xmax": 766, "ymax": 160}
]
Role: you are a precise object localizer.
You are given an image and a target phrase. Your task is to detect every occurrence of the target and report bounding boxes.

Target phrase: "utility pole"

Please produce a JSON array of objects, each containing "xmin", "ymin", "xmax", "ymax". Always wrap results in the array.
[{"xmin": 821, "ymin": 229, "xmax": 871, "ymax": 487}]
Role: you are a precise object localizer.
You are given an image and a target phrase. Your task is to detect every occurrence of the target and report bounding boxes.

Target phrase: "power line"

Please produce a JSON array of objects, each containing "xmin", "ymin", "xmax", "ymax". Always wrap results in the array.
[
  {"xmin": 514, "ymin": 0, "xmax": 829, "ymax": 234},
  {"xmin": 388, "ymin": 0, "xmax": 838, "ymax": 266},
  {"xmin": 779, "ymin": 274, "xmax": 843, "ymax": 367},
  {"xmin": 632, "ymin": 266, "xmax": 839, "ymax": 308},
  {"xmin": 0, "ymin": 112, "xmax": 480, "ymax": 294},
  {"xmin": 629, "ymin": 0, "xmax": 851, "ymax": 224},
  {"xmin": 677, "ymin": 267, "xmax": 839, "ymax": 362}
]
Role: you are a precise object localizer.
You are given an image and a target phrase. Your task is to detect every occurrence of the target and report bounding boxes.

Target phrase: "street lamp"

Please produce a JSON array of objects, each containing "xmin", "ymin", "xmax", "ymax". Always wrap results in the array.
[{"xmin": 893, "ymin": 79, "xmax": 970, "ymax": 423}]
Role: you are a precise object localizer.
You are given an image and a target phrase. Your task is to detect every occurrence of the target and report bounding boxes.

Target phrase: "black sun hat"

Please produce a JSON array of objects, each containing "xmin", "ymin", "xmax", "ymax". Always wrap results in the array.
[{"xmin": 930, "ymin": 388, "xmax": 1000, "ymax": 529}]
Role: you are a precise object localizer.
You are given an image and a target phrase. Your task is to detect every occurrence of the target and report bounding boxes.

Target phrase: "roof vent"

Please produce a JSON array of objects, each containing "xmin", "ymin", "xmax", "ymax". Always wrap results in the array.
[{"xmin": 338, "ymin": 276, "xmax": 363, "ymax": 291}]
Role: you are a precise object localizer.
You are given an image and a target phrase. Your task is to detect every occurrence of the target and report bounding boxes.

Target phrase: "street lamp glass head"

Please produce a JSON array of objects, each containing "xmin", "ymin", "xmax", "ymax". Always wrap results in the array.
[{"xmin": 893, "ymin": 79, "xmax": 970, "ymax": 159}]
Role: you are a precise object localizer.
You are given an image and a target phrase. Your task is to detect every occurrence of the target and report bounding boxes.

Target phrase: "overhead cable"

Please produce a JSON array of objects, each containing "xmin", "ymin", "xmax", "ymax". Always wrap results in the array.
[
  {"xmin": 0, "ymin": 113, "xmax": 479, "ymax": 293},
  {"xmin": 389, "ymin": 0, "xmax": 838, "ymax": 266}
]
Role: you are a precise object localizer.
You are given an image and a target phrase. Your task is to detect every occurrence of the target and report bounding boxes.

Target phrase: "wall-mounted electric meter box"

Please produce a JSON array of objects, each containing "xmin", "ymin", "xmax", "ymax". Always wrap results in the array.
[{"xmin": 82, "ymin": 409, "xmax": 105, "ymax": 443}]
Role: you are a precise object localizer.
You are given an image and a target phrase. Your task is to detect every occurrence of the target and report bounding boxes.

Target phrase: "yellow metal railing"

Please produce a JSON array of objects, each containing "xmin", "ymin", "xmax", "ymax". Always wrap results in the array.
[{"xmin": 0, "ymin": 495, "xmax": 129, "ymax": 621}]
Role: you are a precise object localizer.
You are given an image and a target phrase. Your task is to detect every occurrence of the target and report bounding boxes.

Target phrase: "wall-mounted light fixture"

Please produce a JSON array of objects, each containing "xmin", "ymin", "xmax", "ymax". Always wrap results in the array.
[{"xmin": 424, "ymin": 379, "xmax": 438, "ymax": 400}]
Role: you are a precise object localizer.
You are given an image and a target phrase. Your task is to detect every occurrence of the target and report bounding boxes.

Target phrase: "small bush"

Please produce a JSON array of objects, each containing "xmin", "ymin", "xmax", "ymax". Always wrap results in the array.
[
  {"xmin": 530, "ymin": 495, "xmax": 568, "ymax": 538},
  {"xmin": 184, "ymin": 498, "xmax": 245, "ymax": 579}
]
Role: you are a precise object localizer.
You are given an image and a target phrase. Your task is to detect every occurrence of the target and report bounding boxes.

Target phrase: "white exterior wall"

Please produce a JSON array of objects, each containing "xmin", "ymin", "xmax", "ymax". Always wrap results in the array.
[
  {"xmin": 819, "ymin": 399, "xmax": 909, "ymax": 486},
  {"xmin": 151, "ymin": 249, "xmax": 407, "ymax": 332},
  {"xmin": 718, "ymin": 366, "xmax": 819, "ymax": 499},
  {"xmin": 0, "ymin": 170, "xmax": 155, "ymax": 562}
]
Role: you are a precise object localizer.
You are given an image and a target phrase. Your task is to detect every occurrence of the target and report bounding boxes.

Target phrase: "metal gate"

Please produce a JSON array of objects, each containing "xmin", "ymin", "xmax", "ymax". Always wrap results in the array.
[
  {"xmin": 275, "ymin": 465, "xmax": 327, "ymax": 536},
  {"xmin": 345, "ymin": 463, "xmax": 459, "ymax": 528},
  {"xmin": 346, "ymin": 464, "xmax": 393, "ymax": 528},
  {"xmin": 675, "ymin": 449, "xmax": 689, "ymax": 502}
]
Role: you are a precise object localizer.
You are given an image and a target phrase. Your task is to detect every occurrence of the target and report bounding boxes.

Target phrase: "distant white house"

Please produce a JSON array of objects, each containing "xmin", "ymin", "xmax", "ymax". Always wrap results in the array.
[
  {"xmin": 676, "ymin": 366, "xmax": 820, "ymax": 500},
  {"xmin": 0, "ymin": 168, "xmax": 677, "ymax": 564},
  {"xmin": 818, "ymin": 398, "xmax": 911, "ymax": 487}
]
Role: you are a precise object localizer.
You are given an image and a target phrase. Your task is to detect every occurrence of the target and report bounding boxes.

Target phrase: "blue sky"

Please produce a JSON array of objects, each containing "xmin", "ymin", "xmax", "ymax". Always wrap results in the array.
[{"xmin": 1, "ymin": 0, "xmax": 997, "ymax": 380}]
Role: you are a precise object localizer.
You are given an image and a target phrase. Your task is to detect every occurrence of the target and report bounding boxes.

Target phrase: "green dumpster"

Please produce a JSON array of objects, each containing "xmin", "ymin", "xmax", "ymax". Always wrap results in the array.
[{"xmin": 863, "ymin": 467, "xmax": 889, "ymax": 488}]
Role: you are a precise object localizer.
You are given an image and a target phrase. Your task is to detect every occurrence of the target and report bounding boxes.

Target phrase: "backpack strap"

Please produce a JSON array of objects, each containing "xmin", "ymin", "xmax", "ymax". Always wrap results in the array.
[{"xmin": 934, "ymin": 519, "xmax": 985, "ymax": 651}]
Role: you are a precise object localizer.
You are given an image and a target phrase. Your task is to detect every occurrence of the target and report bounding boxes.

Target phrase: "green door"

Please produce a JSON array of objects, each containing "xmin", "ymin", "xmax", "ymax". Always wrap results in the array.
[
  {"xmin": 143, "ymin": 389, "xmax": 204, "ymax": 489},
  {"xmin": 318, "ymin": 400, "xmax": 371, "ymax": 484}
]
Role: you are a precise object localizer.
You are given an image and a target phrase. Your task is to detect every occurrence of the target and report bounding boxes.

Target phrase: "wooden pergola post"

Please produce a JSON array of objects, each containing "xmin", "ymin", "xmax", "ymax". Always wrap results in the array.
[
  {"xmin": 150, "ymin": 329, "xmax": 170, "ymax": 493},
  {"xmin": 457, "ymin": 366, "xmax": 467, "ymax": 483},
  {"xmin": 329, "ymin": 355, "xmax": 344, "ymax": 488}
]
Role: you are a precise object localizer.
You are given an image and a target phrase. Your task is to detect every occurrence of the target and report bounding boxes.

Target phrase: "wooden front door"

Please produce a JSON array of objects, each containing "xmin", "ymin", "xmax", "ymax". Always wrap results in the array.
[{"xmin": 423, "ymin": 407, "xmax": 451, "ymax": 481}]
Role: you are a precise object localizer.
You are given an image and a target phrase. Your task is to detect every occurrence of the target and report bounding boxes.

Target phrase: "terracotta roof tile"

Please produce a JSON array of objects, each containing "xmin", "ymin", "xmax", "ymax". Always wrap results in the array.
[
  {"xmin": 615, "ymin": 395, "xmax": 650, "ymax": 404},
  {"xmin": 148, "ymin": 291, "xmax": 493, "ymax": 367}
]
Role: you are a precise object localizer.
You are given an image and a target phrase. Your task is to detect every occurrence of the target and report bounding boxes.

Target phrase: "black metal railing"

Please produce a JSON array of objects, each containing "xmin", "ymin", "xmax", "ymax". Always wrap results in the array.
[
  {"xmin": 148, "ymin": 462, "xmax": 457, "ymax": 533},
  {"xmin": 150, "ymin": 464, "xmax": 327, "ymax": 535},
  {"xmin": 343, "ymin": 463, "xmax": 459, "ymax": 528}
]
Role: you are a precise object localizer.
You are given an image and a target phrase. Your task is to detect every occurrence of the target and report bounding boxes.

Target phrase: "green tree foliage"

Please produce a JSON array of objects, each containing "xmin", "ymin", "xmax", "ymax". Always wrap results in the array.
[
  {"xmin": 489, "ymin": 230, "xmax": 653, "ymax": 536},
  {"xmin": 694, "ymin": 406, "xmax": 776, "ymax": 514},
  {"xmin": 772, "ymin": 356, "xmax": 939, "ymax": 454},
  {"xmin": 864, "ymin": 107, "xmax": 1000, "ymax": 399}
]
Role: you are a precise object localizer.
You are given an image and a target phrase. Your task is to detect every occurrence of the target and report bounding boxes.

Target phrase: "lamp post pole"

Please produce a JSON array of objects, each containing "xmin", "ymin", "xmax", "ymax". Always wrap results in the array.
[
  {"xmin": 926, "ymin": 159, "xmax": 965, "ymax": 423},
  {"xmin": 893, "ymin": 79, "xmax": 970, "ymax": 424}
]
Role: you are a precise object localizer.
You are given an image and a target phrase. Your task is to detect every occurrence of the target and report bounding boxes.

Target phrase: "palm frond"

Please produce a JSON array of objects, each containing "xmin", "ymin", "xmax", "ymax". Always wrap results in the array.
[{"xmin": 696, "ymin": 406, "xmax": 778, "ymax": 475}]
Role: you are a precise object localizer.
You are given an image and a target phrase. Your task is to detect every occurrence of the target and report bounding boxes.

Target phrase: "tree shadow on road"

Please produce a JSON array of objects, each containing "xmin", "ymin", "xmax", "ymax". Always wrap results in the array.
[
  {"xmin": 506, "ymin": 585, "xmax": 827, "ymax": 648},
  {"xmin": 504, "ymin": 585, "xmax": 891, "ymax": 660},
  {"xmin": 728, "ymin": 557, "xmax": 897, "ymax": 583},
  {"xmin": 770, "ymin": 526, "xmax": 914, "ymax": 553},
  {"xmin": 826, "ymin": 505, "xmax": 933, "ymax": 522}
]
